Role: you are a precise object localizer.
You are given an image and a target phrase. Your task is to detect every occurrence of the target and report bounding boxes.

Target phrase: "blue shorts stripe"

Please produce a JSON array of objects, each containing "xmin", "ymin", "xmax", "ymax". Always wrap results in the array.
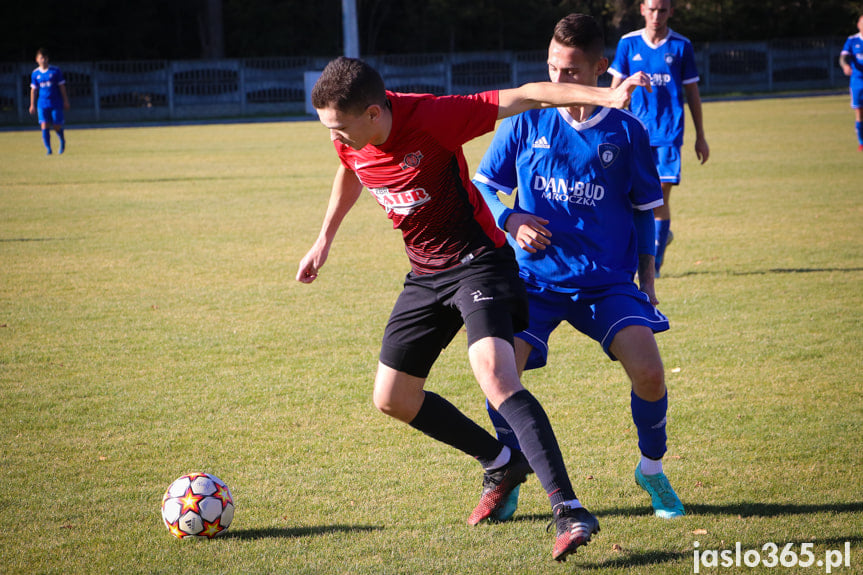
[
  {"xmin": 850, "ymin": 78, "xmax": 863, "ymax": 109},
  {"xmin": 652, "ymin": 145, "xmax": 681, "ymax": 185}
]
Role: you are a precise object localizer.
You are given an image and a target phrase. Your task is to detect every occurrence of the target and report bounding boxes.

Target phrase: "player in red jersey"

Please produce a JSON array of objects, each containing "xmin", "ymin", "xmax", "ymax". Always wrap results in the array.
[{"xmin": 297, "ymin": 56, "xmax": 649, "ymax": 561}]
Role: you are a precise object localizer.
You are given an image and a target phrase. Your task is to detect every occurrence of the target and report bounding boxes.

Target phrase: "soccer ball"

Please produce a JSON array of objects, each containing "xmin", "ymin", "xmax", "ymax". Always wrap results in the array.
[{"xmin": 161, "ymin": 472, "xmax": 235, "ymax": 539}]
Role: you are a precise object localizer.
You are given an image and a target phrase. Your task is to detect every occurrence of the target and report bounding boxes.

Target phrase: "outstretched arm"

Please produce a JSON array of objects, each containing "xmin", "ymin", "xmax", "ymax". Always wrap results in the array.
[
  {"xmin": 296, "ymin": 165, "xmax": 364, "ymax": 284},
  {"xmin": 684, "ymin": 82, "xmax": 709, "ymax": 164},
  {"xmin": 497, "ymin": 73, "xmax": 650, "ymax": 119}
]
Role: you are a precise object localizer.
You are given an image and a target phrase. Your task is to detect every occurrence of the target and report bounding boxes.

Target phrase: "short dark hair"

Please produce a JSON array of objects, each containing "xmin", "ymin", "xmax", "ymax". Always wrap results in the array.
[
  {"xmin": 36, "ymin": 47, "xmax": 50, "ymax": 59},
  {"xmin": 311, "ymin": 57, "xmax": 387, "ymax": 116},
  {"xmin": 552, "ymin": 14, "xmax": 605, "ymax": 60}
]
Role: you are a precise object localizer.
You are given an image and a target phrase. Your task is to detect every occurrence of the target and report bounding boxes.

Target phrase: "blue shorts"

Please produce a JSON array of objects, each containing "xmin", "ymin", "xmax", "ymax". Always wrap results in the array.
[
  {"xmin": 517, "ymin": 282, "xmax": 669, "ymax": 369},
  {"xmin": 37, "ymin": 106, "xmax": 64, "ymax": 126},
  {"xmin": 850, "ymin": 77, "xmax": 863, "ymax": 109},
  {"xmin": 652, "ymin": 145, "xmax": 681, "ymax": 184}
]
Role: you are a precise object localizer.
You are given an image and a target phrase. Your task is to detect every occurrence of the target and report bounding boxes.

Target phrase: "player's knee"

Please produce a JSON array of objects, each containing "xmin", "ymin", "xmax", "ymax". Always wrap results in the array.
[
  {"xmin": 372, "ymin": 385, "xmax": 417, "ymax": 422},
  {"xmin": 632, "ymin": 365, "xmax": 666, "ymax": 401},
  {"xmin": 372, "ymin": 386, "xmax": 397, "ymax": 415}
]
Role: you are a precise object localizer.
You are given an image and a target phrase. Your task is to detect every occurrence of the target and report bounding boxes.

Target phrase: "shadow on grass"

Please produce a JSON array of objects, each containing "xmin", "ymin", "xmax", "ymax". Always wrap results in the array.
[
  {"xmin": 504, "ymin": 515, "xmax": 862, "ymax": 570},
  {"xmin": 596, "ymin": 501, "xmax": 863, "ymax": 518},
  {"xmin": 226, "ymin": 524, "xmax": 383, "ymax": 540},
  {"xmin": 504, "ymin": 501, "xmax": 863, "ymax": 524},
  {"xmin": 580, "ymin": 535, "xmax": 863, "ymax": 570},
  {"xmin": 488, "ymin": 515, "xmax": 691, "ymax": 568},
  {"xmin": 0, "ymin": 237, "xmax": 73, "ymax": 242},
  {"xmin": 674, "ymin": 267, "xmax": 863, "ymax": 278},
  {"xmin": 579, "ymin": 548, "xmax": 689, "ymax": 570}
]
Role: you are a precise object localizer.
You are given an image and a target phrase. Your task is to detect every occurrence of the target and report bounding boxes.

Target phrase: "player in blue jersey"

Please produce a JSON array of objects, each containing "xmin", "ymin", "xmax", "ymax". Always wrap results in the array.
[
  {"xmin": 840, "ymin": 14, "xmax": 863, "ymax": 151},
  {"xmin": 609, "ymin": 0, "xmax": 709, "ymax": 276},
  {"xmin": 29, "ymin": 48, "xmax": 70, "ymax": 155},
  {"xmin": 474, "ymin": 13, "xmax": 685, "ymax": 522}
]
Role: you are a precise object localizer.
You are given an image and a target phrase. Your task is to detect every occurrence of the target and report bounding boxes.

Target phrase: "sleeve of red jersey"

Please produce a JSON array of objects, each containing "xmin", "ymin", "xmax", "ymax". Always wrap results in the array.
[{"xmin": 422, "ymin": 91, "xmax": 500, "ymax": 151}]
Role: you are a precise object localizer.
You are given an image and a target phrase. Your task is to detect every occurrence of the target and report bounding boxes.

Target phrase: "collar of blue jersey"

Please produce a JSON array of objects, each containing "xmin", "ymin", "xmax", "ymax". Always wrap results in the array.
[
  {"xmin": 556, "ymin": 106, "xmax": 610, "ymax": 131},
  {"xmin": 640, "ymin": 27, "xmax": 674, "ymax": 49}
]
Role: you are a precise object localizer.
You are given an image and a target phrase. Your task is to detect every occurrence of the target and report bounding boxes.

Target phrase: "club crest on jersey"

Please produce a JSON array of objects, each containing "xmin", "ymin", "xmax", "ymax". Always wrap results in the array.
[
  {"xmin": 400, "ymin": 151, "xmax": 423, "ymax": 170},
  {"xmin": 371, "ymin": 187, "xmax": 431, "ymax": 215},
  {"xmin": 598, "ymin": 143, "xmax": 620, "ymax": 168},
  {"xmin": 664, "ymin": 53, "xmax": 675, "ymax": 66}
]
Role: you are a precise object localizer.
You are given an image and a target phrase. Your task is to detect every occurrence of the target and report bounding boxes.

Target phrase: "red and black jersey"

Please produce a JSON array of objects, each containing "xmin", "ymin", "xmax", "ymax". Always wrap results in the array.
[{"xmin": 334, "ymin": 91, "xmax": 505, "ymax": 275}]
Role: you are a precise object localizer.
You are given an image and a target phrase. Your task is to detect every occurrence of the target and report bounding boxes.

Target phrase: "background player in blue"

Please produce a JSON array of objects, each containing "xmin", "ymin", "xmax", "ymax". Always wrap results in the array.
[
  {"xmin": 473, "ymin": 12, "xmax": 685, "ymax": 521},
  {"xmin": 840, "ymin": 14, "xmax": 863, "ymax": 151},
  {"xmin": 29, "ymin": 48, "xmax": 70, "ymax": 155},
  {"xmin": 609, "ymin": 0, "xmax": 709, "ymax": 276}
]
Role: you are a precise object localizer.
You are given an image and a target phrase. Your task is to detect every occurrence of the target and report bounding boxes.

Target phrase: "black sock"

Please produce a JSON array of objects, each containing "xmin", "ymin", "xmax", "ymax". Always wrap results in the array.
[
  {"xmin": 497, "ymin": 389, "xmax": 576, "ymax": 507},
  {"xmin": 409, "ymin": 391, "xmax": 502, "ymax": 467}
]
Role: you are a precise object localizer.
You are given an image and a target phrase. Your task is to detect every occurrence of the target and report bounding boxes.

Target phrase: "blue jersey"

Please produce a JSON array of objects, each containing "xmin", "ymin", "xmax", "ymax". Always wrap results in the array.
[
  {"xmin": 30, "ymin": 66, "xmax": 66, "ymax": 108},
  {"xmin": 842, "ymin": 33, "xmax": 863, "ymax": 81},
  {"xmin": 609, "ymin": 29, "xmax": 699, "ymax": 147},
  {"xmin": 475, "ymin": 107, "xmax": 663, "ymax": 292}
]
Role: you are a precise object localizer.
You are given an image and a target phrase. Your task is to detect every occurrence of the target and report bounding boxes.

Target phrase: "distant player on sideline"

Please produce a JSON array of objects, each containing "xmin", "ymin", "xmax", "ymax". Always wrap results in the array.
[
  {"xmin": 475, "ymin": 13, "xmax": 685, "ymax": 522},
  {"xmin": 840, "ymin": 14, "xmax": 863, "ymax": 151},
  {"xmin": 298, "ymin": 56, "xmax": 650, "ymax": 561},
  {"xmin": 29, "ymin": 48, "xmax": 70, "ymax": 155},
  {"xmin": 609, "ymin": 0, "xmax": 709, "ymax": 276}
]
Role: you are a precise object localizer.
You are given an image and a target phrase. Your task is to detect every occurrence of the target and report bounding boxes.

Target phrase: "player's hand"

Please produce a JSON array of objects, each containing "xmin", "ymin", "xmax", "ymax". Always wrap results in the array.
[
  {"xmin": 296, "ymin": 238, "xmax": 330, "ymax": 284},
  {"xmin": 28, "ymin": 105, "xmax": 35, "ymax": 115},
  {"xmin": 641, "ymin": 284, "xmax": 659, "ymax": 306},
  {"xmin": 842, "ymin": 65, "xmax": 852, "ymax": 77},
  {"xmin": 505, "ymin": 213, "xmax": 551, "ymax": 253},
  {"xmin": 611, "ymin": 72, "xmax": 652, "ymax": 109},
  {"xmin": 695, "ymin": 136, "xmax": 710, "ymax": 164}
]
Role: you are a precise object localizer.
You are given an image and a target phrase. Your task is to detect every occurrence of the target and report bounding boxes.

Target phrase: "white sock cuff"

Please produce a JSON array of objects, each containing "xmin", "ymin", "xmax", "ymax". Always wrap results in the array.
[{"xmin": 640, "ymin": 455, "xmax": 664, "ymax": 476}]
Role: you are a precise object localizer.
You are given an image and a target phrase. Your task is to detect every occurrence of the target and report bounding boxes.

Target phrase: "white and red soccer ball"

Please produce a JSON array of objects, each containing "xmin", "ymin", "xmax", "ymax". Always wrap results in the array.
[{"xmin": 161, "ymin": 473, "xmax": 234, "ymax": 539}]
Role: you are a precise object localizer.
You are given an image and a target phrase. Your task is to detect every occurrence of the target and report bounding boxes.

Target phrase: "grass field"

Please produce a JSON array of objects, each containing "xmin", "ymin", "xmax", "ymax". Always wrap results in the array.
[{"xmin": 1, "ymin": 94, "xmax": 861, "ymax": 574}]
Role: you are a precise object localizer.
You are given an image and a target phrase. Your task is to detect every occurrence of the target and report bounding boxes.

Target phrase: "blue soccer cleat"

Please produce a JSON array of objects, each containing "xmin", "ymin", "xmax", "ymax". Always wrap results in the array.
[
  {"xmin": 491, "ymin": 484, "xmax": 520, "ymax": 522},
  {"xmin": 635, "ymin": 463, "xmax": 685, "ymax": 518}
]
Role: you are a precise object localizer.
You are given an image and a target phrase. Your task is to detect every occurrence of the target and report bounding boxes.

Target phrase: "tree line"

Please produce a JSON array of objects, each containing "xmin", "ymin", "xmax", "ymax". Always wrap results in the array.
[{"xmin": 2, "ymin": 0, "xmax": 860, "ymax": 62}]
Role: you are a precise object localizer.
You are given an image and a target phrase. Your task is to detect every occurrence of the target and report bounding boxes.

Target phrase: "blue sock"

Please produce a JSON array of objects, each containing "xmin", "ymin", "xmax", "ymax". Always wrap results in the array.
[
  {"xmin": 631, "ymin": 390, "xmax": 668, "ymax": 460},
  {"xmin": 655, "ymin": 219, "xmax": 671, "ymax": 272},
  {"xmin": 486, "ymin": 398, "xmax": 521, "ymax": 450},
  {"xmin": 856, "ymin": 122, "xmax": 862, "ymax": 146},
  {"xmin": 41, "ymin": 129, "xmax": 52, "ymax": 153},
  {"xmin": 58, "ymin": 129, "xmax": 65, "ymax": 153}
]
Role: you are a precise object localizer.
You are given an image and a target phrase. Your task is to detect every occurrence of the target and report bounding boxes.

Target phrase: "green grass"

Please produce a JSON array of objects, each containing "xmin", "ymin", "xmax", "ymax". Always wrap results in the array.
[{"xmin": 1, "ymin": 95, "xmax": 861, "ymax": 574}]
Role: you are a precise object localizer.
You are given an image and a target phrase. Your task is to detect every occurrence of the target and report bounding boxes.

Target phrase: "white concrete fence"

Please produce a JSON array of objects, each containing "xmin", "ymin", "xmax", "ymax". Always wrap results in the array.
[{"xmin": 1, "ymin": 37, "xmax": 847, "ymax": 125}]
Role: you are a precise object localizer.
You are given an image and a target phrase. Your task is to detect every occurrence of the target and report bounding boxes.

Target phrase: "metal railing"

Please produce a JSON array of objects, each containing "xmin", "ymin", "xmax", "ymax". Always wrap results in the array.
[{"xmin": 0, "ymin": 37, "xmax": 848, "ymax": 125}]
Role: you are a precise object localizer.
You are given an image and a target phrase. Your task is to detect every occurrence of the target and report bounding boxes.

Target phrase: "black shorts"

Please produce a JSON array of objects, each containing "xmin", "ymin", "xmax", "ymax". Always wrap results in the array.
[{"xmin": 379, "ymin": 245, "xmax": 529, "ymax": 378}]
